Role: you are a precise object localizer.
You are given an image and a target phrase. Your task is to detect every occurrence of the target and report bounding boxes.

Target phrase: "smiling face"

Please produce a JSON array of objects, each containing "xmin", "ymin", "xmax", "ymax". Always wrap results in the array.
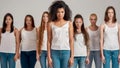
[
  {"xmin": 75, "ymin": 18, "xmax": 83, "ymax": 29},
  {"xmin": 56, "ymin": 8, "xmax": 65, "ymax": 20},
  {"xmin": 5, "ymin": 16, "xmax": 13, "ymax": 25}
]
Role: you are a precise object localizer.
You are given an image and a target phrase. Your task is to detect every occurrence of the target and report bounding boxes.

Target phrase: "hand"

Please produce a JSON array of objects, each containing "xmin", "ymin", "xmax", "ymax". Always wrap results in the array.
[
  {"xmin": 101, "ymin": 55, "xmax": 105, "ymax": 64},
  {"xmin": 85, "ymin": 57, "xmax": 90, "ymax": 64},
  {"xmin": 48, "ymin": 57, "xmax": 53, "ymax": 68},
  {"xmin": 69, "ymin": 57, "xmax": 74, "ymax": 67},
  {"xmin": 14, "ymin": 53, "xmax": 20, "ymax": 61},
  {"xmin": 36, "ymin": 53, "xmax": 40, "ymax": 61},
  {"xmin": 118, "ymin": 54, "xmax": 120, "ymax": 64}
]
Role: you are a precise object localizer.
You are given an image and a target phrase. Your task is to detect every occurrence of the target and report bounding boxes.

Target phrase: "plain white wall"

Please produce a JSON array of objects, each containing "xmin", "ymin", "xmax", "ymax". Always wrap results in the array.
[{"xmin": 0, "ymin": 0, "xmax": 120, "ymax": 68}]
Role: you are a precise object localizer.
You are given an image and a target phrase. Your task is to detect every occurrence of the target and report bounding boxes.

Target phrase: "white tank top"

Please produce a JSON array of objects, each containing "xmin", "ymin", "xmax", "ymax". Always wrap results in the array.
[
  {"xmin": 41, "ymin": 30, "xmax": 47, "ymax": 51},
  {"xmin": 104, "ymin": 23, "xmax": 119, "ymax": 50},
  {"xmin": 0, "ymin": 31, "xmax": 16, "ymax": 53},
  {"xmin": 74, "ymin": 33, "xmax": 87, "ymax": 57},
  {"xmin": 21, "ymin": 28, "xmax": 36, "ymax": 51},
  {"xmin": 51, "ymin": 21, "xmax": 70, "ymax": 50},
  {"xmin": 87, "ymin": 27, "xmax": 100, "ymax": 51}
]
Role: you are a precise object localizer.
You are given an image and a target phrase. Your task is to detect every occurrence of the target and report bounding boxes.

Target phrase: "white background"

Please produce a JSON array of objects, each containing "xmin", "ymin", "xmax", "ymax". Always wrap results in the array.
[{"xmin": 0, "ymin": 0, "xmax": 120, "ymax": 68}]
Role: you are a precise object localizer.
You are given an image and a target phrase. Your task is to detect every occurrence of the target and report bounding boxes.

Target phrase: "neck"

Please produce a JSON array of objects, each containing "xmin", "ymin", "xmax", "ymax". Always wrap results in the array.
[
  {"xmin": 108, "ymin": 19, "xmax": 113, "ymax": 23},
  {"xmin": 77, "ymin": 28, "xmax": 81, "ymax": 33},
  {"xmin": 90, "ymin": 24, "xmax": 97, "ymax": 27},
  {"xmin": 27, "ymin": 26, "xmax": 33, "ymax": 29},
  {"xmin": 6, "ymin": 25, "xmax": 11, "ymax": 28},
  {"xmin": 57, "ymin": 19, "xmax": 64, "ymax": 22},
  {"xmin": 44, "ymin": 22, "xmax": 47, "ymax": 29}
]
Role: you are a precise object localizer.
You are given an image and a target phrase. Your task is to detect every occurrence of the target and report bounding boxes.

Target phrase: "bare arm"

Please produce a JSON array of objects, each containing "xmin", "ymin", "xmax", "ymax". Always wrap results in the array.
[
  {"xmin": 69, "ymin": 22, "xmax": 74, "ymax": 58},
  {"xmin": 0, "ymin": 28, "xmax": 1, "ymax": 44},
  {"xmin": 36, "ymin": 28, "xmax": 40, "ymax": 54},
  {"xmin": 47, "ymin": 22, "xmax": 52, "ymax": 58},
  {"xmin": 100, "ymin": 24, "xmax": 105, "ymax": 57},
  {"xmin": 14, "ymin": 28, "xmax": 20, "ymax": 61},
  {"xmin": 14, "ymin": 28, "xmax": 20, "ymax": 55},
  {"xmin": 118, "ymin": 24, "xmax": 120, "ymax": 53}
]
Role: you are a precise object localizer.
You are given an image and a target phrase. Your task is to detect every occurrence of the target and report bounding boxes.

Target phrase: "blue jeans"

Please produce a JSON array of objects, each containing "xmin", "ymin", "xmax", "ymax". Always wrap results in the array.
[
  {"xmin": 103, "ymin": 50, "xmax": 119, "ymax": 68},
  {"xmin": 0, "ymin": 57, "xmax": 1, "ymax": 68},
  {"xmin": 71, "ymin": 56, "xmax": 86, "ymax": 68},
  {"xmin": 86, "ymin": 51, "xmax": 101, "ymax": 68},
  {"xmin": 40, "ymin": 50, "xmax": 48, "ymax": 68},
  {"xmin": 20, "ymin": 51, "xmax": 36, "ymax": 68},
  {"xmin": 51, "ymin": 50, "xmax": 70, "ymax": 68},
  {"xmin": 0, "ymin": 52, "xmax": 15, "ymax": 68}
]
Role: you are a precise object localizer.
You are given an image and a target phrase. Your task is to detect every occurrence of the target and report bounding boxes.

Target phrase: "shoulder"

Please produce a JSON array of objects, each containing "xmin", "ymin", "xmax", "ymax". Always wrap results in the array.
[
  {"xmin": 48, "ymin": 21, "xmax": 54, "ymax": 28},
  {"xmin": 19, "ymin": 27, "xmax": 24, "ymax": 33},
  {"xmin": 117, "ymin": 23, "xmax": 120, "ymax": 29},
  {"xmin": 85, "ymin": 26, "xmax": 90, "ymax": 32},
  {"xmin": 100, "ymin": 23, "xmax": 106, "ymax": 29},
  {"xmin": 14, "ymin": 27, "xmax": 19, "ymax": 32},
  {"xmin": 68, "ymin": 21, "xmax": 73, "ymax": 27}
]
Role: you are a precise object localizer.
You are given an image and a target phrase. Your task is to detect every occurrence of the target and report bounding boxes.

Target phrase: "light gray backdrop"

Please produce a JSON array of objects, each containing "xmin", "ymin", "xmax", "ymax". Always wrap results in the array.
[{"xmin": 0, "ymin": 0, "xmax": 120, "ymax": 68}]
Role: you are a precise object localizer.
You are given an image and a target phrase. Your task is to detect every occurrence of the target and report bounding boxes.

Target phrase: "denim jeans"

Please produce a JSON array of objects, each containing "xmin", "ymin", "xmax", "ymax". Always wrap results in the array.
[
  {"xmin": 0, "ymin": 52, "xmax": 15, "ymax": 68},
  {"xmin": 40, "ymin": 50, "xmax": 48, "ymax": 68},
  {"xmin": 0, "ymin": 57, "xmax": 1, "ymax": 68},
  {"xmin": 86, "ymin": 51, "xmax": 101, "ymax": 68},
  {"xmin": 71, "ymin": 56, "xmax": 86, "ymax": 68},
  {"xmin": 20, "ymin": 51, "xmax": 36, "ymax": 68},
  {"xmin": 103, "ymin": 50, "xmax": 119, "ymax": 68},
  {"xmin": 51, "ymin": 50, "xmax": 70, "ymax": 68}
]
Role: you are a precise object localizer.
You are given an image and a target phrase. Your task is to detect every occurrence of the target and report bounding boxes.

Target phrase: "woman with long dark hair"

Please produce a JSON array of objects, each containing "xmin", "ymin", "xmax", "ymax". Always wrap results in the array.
[
  {"xmin": 0, "ymin": 13, "xmax": 20, "ymax": 68},
  {"xmin": 72, "ymin": 14, "xmax": 90, "ymax": 68},
  {"xmin": 20, "ymin": 15, "xmax": 38, "ymax": 68}
]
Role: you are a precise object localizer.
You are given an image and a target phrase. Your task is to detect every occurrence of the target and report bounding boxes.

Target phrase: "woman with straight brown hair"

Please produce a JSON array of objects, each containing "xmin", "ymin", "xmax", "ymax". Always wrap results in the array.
[
  {"xmin": 100, "ymin": 6, "xmax": 120, "ymax": 68},
  {"xmin": 20, "ymin": 15, "xmax": 37, "ymax": 68},
  {"xmin": 36, "ymin": 11, "xmax": 49, "ymax": 68}
]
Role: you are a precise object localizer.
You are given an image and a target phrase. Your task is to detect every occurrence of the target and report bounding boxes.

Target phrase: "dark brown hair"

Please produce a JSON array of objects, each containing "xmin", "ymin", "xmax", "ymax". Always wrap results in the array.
[
  {"xmin": 2, "ymin": 13, "xmax": 14, "ymax": 33},
  {"xmin": 24, "ymin": 15, "xmax": 35, "ymax": 28},
  {"xmin": 104, "ymin": 6, "xmax": 117, "ymax": 23},
  {"xmin": 73, "ymin": 14, "xmax": 89, "ymax": 46}
]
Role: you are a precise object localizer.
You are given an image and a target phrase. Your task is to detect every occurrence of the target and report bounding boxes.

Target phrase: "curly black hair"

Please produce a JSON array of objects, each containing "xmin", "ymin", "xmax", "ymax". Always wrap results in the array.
[{"xmin": 49, "ymin": 0, "xmax": 72, "ymax": 21}]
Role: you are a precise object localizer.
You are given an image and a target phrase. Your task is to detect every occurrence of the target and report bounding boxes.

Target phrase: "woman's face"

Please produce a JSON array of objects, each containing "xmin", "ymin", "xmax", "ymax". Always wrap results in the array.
[
  {"xmin": 56, "ymin": 8, "xmax": 65, "ymax": 20},
  {"xmin": 5, "ymin": 16, "xmax": 12, "ymax": 25},
  {"xmin": 108, "ymin": 8, "xmax": 114, "ymax": 20},
  {"xmin": 90, "ymin": 16, "xmax": 97, "ymax": 25},
  {"xmin": 26, "ymin": 17, "xmax": 32, "ymax": 26},
  {"xmin": 75, "ymin": 18, "xmax": 83, "ymax": 29},
  {"xmin": 43, "ymin": 13, "xmax": 49, "ymax": 23}
]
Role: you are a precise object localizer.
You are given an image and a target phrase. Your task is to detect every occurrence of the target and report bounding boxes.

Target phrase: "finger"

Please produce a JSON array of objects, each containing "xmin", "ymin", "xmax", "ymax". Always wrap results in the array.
[{"xmin": 103, "ymin": 59, "xmax": 105, "ymax": 64}]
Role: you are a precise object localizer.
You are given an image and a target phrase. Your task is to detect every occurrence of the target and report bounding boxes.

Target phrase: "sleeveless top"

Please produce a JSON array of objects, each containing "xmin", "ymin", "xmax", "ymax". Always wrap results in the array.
[
  {"xmin": 21, "ymin": 28, "xmax": 37, "ymax": 51},
  {"xmin": 51, "ymin": 21, "xmax": 70, "ymax": 50},
  {"xmin": 0, "ymin": 31, "xmax": 16, "ymax": 53},
  {"xmin": 104, "ymin": 23, "xmax": 119, "ymax": 50}
]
